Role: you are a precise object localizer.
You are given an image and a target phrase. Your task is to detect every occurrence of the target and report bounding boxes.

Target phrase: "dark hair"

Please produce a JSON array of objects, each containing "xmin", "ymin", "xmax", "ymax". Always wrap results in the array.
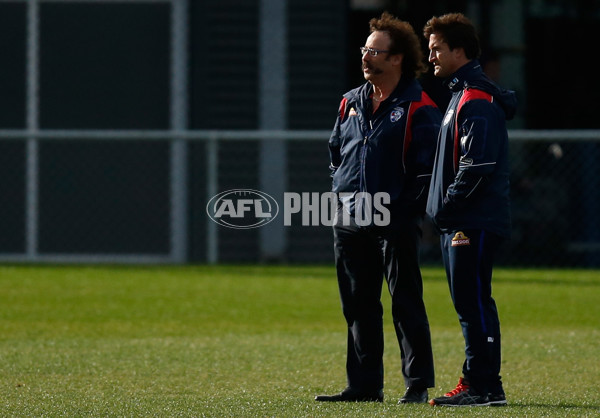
[
  {"xmin": 423, "ymin": 13, "xmax": 481, "ymax": 60},
  {"xmin": 369, "ymin": 12, "xmax": 427, "ymax": 79}
]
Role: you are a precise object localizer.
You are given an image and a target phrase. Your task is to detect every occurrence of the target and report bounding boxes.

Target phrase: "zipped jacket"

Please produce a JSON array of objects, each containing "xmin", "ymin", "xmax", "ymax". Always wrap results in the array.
[
  {"xmin": 329, "ymin": 78, "xmax": 441, "ymax": 220},
  {"xmin": 426, "ymin": 60, "xmax": 517, "ymax": 238}
]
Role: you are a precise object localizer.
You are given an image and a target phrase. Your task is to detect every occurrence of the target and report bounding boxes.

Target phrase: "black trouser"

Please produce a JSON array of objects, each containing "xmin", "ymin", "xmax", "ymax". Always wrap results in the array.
[
  {"xmin": 440, "ymin": 229, "xmax": 503, "ymax": 395},
  {"xmin": 333, "ymin": 212, "xmax": 435, "ymax": 392}
]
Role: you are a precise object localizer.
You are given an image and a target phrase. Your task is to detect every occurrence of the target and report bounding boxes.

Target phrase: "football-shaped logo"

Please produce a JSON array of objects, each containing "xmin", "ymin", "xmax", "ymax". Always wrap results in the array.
[{"xmin": 206, "ymin": 189, "xmax": 279, "ymax": 229}]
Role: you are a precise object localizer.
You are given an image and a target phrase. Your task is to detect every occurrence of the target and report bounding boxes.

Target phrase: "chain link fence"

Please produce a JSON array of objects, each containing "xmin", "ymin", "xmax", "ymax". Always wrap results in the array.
[
  {"xmin": 501, "ymin": 132, "xmax": 600, "ymax": 267},
  {"xmin": 1, "ymin": 130, "xmax": 598, "ymax": 268}
]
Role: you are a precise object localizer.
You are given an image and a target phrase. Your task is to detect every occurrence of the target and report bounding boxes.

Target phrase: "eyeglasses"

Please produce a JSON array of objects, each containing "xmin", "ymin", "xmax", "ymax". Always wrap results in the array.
[{"xmin": 360, "ymin": 47, "xmax": 389, "ymax": 57}]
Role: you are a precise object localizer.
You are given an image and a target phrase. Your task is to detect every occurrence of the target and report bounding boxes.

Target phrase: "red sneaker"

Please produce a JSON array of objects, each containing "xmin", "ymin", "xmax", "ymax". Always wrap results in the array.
[
  {"xmin": 429, "ymin": 377, "xmax": 490, "ymax": 407},
  {"xmin": 444, "ymin": 377, "xmax": 469, "ymax": 397}
]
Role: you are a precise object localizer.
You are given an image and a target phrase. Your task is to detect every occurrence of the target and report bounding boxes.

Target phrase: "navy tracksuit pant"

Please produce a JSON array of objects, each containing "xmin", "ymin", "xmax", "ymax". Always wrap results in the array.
[
  {"xmin": 333, "ymin": 211, "xmax": 435, "ymax": 393},
  {"xmin": 440, "ymin": 229, "xmax": 503, "ymax": 395}
]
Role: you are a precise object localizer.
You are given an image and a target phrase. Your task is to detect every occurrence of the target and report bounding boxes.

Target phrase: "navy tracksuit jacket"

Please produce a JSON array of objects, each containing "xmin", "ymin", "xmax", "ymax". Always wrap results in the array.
[
  {"xmin": 426, "ymin": 60, "xmax": 517, "ymax": 395},
  {"xmin": 426, "ymin": 60, "xmax": 515, "ymax": 238},
  {"xmin": 330, "ymin": 77, "xmax": 440, "ymax": 221}
]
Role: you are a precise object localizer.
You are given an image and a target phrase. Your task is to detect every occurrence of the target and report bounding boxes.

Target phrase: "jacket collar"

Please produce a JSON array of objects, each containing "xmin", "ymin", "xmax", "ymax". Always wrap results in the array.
[
  {"xmin": 345, "ymin": 77, "xmax": 422, "ymax": 105},
  {"xmin": 443, "ymin": 59, "xmax": 483, "ymax": 92}
]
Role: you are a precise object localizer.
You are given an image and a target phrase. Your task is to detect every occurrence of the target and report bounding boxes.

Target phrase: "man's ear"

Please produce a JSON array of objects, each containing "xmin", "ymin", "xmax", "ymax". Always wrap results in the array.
[
  {"xmin": 391, "ymin": 53, "xmax": 403, "ymax": 68},
  {"xmin": 452, "ymin": 47, "xmax": 466, "ymax": 61},
  {"xmin": 451, "ymin": 47, "xmax": 471, "ymax": 67}
]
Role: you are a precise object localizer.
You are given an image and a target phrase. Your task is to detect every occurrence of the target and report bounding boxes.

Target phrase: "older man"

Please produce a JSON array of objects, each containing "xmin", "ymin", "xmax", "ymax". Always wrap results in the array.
[{"xmin": 315, "ymin": 12, "xmax": 440, "ymax": 404}]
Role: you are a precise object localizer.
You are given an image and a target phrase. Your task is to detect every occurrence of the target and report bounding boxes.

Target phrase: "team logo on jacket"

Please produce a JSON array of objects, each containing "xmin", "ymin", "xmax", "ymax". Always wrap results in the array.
[
  {"xmin": 451, "ymin": 231, "xmax": 470, "ymax": 247},
  {"xmin": 349, "ymin": 107, "xmax": 357, "ymax": 116},
  {"xmin": 390, "ymin": 107, "xmax": 404, "ymax": 123}
]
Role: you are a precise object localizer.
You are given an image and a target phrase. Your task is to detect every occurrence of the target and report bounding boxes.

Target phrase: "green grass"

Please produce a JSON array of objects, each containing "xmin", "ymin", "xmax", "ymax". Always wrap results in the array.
[{"xmin": 0, "ymin": 264, "xmax": 598, "ymax": 416}]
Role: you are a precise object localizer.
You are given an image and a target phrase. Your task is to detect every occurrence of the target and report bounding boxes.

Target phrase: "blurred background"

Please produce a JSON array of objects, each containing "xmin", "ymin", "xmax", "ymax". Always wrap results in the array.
[{"xmin": 0, "ymin": 0, "xmax": 598, "ymax": 267}]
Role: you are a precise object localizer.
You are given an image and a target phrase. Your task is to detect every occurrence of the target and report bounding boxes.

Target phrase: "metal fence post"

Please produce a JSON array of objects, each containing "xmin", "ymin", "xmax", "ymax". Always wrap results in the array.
[
  {"xmin": 259, "ymin": 0, "xmax": 287, "ymax": 261},
  {"xmin": 26, "ymin": 0, "xmax": 40, "ymax": 261},
  {"xmin": 170, "ymin": 0, "xmax": 189, "ymax": 263},
  {"xmin": 206, "ymin": 134, "xmax": 218, "ymax": 264}
]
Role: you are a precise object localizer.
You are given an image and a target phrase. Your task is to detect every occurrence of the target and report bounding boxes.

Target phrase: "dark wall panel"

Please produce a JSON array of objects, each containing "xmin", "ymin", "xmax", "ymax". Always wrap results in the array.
[
  {"xmin": 287, "ymin": 0, "xmax": 348, "ymax": 129},
  {"xmin": 526, "ymin": 17, "xmax": 600, "ymax": 128},
  {"xmin": 38, "ymin": 141, "xmax": 170, "ymax": 254},
  {"xmin": 191, "ymin": 0, "xmax": 259, "ymax": 129},
  {"xmin": 188, "ymin": 142, "xmax": 207, "ymax": 262},
  {"xmin": 0, "ymin": 142, "xmax": 26, "ymax": 253},
  {"xmin": 0, "ymin": 3, "xmax": 26, "ymax": 128},
  {"xmin": 39, "ymin": 3, "xmax": 170, "ymax": 129}
]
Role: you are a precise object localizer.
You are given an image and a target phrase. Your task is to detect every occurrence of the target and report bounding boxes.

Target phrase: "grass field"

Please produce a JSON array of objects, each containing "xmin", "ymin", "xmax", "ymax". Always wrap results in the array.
[{"xmin": 0, "ymin": 264, "xmax": 598, "ymax": 417}]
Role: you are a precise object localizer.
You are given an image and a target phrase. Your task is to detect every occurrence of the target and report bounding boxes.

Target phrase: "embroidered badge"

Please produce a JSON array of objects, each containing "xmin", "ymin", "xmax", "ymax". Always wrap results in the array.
[
  {"xmin": 443, "ymin": 109, "xmax": 454, "ymax": 125},
  {"xmin": 451, "ymin": 231, "xmax": 471, "ymax": 247},
  {"xmin": 448, "ymin": 77, "xmax": 459, "ymax": 89},
  {"xmin": 349, "ymin": 107, "xmax": 357, "ymax": 116},
  {"xmin": 390, "ymin": 107, "xmax": 404, "ymax": 123}
]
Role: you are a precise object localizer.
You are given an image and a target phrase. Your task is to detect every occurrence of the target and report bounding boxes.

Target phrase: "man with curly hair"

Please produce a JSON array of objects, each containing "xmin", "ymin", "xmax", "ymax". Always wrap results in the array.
[{"xmin": 315, "ymin": 12, "xmax": 440, "ymax": 404}]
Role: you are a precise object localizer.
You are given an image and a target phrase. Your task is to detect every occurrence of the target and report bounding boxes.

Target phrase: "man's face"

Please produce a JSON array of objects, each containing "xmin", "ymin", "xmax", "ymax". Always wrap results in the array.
[
  {"xmin": 428, "ymin": 33, "xmax": 461, "ymax": 78},
  {"xmin": 361, "ymin": 31, "xmax": 393, "ymax": 82}
]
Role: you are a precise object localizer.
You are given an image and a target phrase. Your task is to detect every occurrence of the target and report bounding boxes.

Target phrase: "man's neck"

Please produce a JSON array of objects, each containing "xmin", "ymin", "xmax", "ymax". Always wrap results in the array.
[{"xmin": 370, "ymin": 75, "xmax": 402, "ymax": 101}]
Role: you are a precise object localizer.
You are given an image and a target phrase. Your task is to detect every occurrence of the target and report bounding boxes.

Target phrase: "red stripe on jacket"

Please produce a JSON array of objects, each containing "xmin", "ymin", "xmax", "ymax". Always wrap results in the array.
[{"xmin": 453, "ymin": 89, "xmax": 493, "ymax": 172}]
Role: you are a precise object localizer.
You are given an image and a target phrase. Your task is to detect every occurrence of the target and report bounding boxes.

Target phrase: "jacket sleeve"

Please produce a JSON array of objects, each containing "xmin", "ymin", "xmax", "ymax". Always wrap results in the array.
[
  {"xmin": 445, "ymin": 99, "xmax": 502, "ymax": 208},
  {"xmin": 404, "ymin": 105, "xmax": 440, "ymax": 214},
  {"xmin": 328, "ymin": 97, "xmax": 347, "ymax": 177}
]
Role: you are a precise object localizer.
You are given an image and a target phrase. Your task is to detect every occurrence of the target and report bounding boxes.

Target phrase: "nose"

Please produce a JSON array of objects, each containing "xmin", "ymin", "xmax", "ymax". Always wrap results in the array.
[{"xmin": 428, "ymin": 50, "xmax": 435, "ymax": 62}]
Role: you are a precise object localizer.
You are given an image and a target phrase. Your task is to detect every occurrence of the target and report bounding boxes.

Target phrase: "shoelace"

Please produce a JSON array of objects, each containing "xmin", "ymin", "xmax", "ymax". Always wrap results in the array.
[{"xmin": 445, "ymin": 377, "xmax": 469, "ymax": 397}]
